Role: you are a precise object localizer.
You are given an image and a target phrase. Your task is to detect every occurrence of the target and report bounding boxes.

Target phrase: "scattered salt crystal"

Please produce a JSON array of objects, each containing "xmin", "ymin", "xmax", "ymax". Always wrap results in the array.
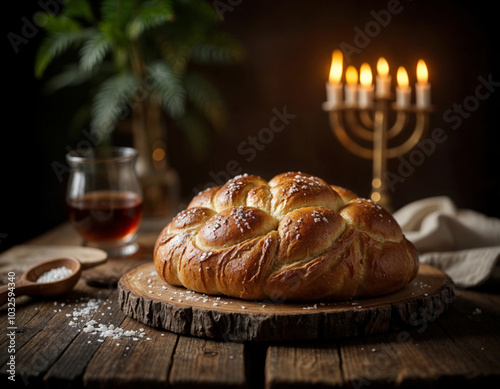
[{"xmin": 37, "ymin": 266, "xmax": 73, "ymax": 283}]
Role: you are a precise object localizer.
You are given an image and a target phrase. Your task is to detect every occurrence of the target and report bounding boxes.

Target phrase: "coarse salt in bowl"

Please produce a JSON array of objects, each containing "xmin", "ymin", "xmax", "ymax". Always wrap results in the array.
[{"xmin": 36, "ymin": 266, "xmax": 73, "ymax": 283}]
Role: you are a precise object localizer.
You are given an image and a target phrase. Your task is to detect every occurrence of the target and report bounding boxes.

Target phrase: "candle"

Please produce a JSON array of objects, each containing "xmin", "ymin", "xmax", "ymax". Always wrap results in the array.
[
  {"xmin": 416, "ymin": 59, "xmax": 431, "ymax": 108},
  {"xmin": 345, "ymin": 65, "xmax": 358, "ymax": 106},
  {"xmin": 358, "ymin": 63, "xmax": 374, "ymax": 108},
  {"xmin": 376, "ymin": 57, "xmax": 391, "ymax": 98},
  {"xmin": 396, "ymin": 66, "xmax": 411, "ymax": 108},
  {"xmin": 326, "ymin": 49, "xmax": 343, "ymax": 108}
]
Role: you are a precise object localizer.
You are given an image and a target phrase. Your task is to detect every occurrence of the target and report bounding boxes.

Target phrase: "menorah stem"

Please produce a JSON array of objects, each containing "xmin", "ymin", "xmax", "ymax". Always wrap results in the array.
[
  {"xmin": 324, "ymin": 99, "xmax": 432, "ymax": 213},
  {"xmin": 372, "ymin": 99, "xmax": 391, "ymax": 210}
]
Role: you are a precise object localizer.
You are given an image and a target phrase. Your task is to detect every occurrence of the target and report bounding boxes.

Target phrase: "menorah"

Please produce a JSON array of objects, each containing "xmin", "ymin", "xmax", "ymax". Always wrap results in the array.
[{"xmin": 323, "ymin": 51, "xmax": 433, "ymax": 210}]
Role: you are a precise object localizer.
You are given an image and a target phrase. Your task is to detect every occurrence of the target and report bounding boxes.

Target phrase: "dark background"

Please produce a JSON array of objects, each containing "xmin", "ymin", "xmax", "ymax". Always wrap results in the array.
[{"xmin": 2, "ymin": 0, "xmax": 499, "ymax": 252}]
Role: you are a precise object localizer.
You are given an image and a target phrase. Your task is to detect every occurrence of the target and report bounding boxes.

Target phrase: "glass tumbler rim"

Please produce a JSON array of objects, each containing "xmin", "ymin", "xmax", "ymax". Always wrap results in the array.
[{"xmin": 66, "ymin": 146, "xmax": 139, "ymax": 166}]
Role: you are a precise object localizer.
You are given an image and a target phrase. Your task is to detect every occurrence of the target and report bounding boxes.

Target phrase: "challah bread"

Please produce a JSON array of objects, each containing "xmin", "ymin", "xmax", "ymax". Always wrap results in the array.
[{"xmin": 154, "ymin": 172, "xmax": 419, "ymax": 301}]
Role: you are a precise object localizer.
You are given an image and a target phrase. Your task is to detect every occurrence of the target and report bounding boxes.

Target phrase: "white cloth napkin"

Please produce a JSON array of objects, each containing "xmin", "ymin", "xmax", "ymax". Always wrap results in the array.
[{"xmin": 392, "ymin": 196, "xmax": 500, "ymax": 288}]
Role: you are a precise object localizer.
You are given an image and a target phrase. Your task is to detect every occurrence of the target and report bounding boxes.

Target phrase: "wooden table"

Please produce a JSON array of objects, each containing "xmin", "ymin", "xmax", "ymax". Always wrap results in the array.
[{"xmin": 1, "ymin": 218, "xmax": 500, "ymax": 388}]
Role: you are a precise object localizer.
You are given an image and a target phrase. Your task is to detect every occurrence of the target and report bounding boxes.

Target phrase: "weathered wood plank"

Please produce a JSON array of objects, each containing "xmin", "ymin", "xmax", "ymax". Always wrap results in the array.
[
  {"xmin": 82, "ymin": 316, "xmax": 178, "ymax": 389},
  {"xmin": 452, "ymin": 288, "xmax": 500, "ymax": 323},
  {"xmin": 0, "ymin": 297, "xmax": 51, "ymax": 367},
  {"xmin": 436, "ymin": 290, "xmax": 500, "ymax": 381},
  {"xmin": 265, "ymin": 341, "xmax": 342, "ymax": 389},
  {"xmin": 43, "ymin": 288, "xmax": 125, "ymax": 388},
  {"xmin": 168, "ymin": 335, "xmax": 246, "ymax": 388},
  {"xmin": 0, "ymin": 281, "xmax": 113, "ymax": 387},
  {"xmin": 339, "ymin": 316, "xmax": 498, "ymax": 388}
]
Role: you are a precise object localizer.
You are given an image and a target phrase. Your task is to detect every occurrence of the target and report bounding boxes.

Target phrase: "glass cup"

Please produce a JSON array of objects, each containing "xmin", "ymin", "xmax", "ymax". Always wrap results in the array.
[{"xmin": 66, "ymin": 147, "xmax": 143, "ymax": 257}]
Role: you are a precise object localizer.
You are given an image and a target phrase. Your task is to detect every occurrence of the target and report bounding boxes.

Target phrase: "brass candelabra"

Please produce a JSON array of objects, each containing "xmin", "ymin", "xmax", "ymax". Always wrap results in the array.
[
  {"xmin": 323, "ymin": 100, "xmax": 432, "ymax": 210},
  {"xmin": 323, "ymin": 52, "xmax": 433, "ymax": 211}
]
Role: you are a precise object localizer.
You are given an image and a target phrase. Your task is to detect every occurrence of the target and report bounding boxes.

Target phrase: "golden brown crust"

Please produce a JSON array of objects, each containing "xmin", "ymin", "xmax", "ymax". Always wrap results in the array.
[{"xmin": 153, "ymin": 172, "xmax": 419, "ymax": 301}]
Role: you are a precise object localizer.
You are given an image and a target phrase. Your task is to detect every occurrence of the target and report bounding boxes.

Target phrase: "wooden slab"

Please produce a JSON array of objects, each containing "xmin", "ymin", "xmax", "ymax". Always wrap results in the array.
[
  {"xmin": 0, "ymin": 245, "xmax": 107, "ymax": 273},
  {"xmin": 118, "ymin": 263, "xmax": 455, "ymax": 342}
]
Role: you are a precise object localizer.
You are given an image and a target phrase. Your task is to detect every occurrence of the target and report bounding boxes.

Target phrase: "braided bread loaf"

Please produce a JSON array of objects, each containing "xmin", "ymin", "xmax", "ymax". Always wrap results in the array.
[{"xmin": 154, "ymin": 172, "xmax": 418, "ymax": 301}]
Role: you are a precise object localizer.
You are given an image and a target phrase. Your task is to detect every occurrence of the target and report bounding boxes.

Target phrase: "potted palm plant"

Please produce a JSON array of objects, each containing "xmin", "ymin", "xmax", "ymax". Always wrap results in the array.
[{"xmin": 34, "ymin": 0, "xmax": 243, "ymax": 216}]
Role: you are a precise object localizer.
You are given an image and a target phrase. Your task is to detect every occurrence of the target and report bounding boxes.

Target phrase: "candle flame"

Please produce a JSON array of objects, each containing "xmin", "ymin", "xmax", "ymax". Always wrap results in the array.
[
  {"xmin": 360, "ymin": 63, "xmax": 372, "ymax": 87},
  {"xmin": 346, "ymin": 66, "xmax": 358, "ymax": 85},
  {"xmin": 329, "ymin": 50, "xmax": 343, "ymax": 84},
  {"xmin": 397, "ymin": 66, "xmax": 409, "ymax": 88},
  {"xmin": 416, "ymin": 59, "xmax": 428, "ymax": 83},
  {"xmin": 377, "ymin": 57, "xmax": 389, "ymax": 76}
]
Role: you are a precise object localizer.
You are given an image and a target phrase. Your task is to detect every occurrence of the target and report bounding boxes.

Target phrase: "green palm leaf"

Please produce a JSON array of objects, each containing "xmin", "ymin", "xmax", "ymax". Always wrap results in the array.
[
  {"xmin": 60, "ymin": 0, "xmax": 95, "ymax": 23},
  {"xmin": 44, "ymin": 64, "xmax": 93, "ymax": 92},
  {"xmin": 127, "ymin": 0, "xmax": 174, "ymax": 39},
  {"xmin": 35, "ymin": 28, "xmax": 93, "ymax": 78},
  {"xmin": 79, "ymin": 31, "xmax": 112, "ymax": 74},
  {"xmin": 100, "ymin": 0, "xmax": 137, "ymax": 28},
  {"xmin": 99, "ymin": 0, "xmax": 137, "ymax": 47},
  {"xmin": 147, "ymin": 61, "xmax": 186, "ymax": 118},
  {"xmin": 34, "ymin": 0, "xmax": 244, "ymax": 158},
  {"xmin": 90, "ymin": 73, "xmax": 140, "ymax": 135}
]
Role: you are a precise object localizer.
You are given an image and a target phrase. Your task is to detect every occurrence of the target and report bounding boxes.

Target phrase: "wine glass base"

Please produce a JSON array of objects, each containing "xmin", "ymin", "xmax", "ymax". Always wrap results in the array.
[{"xmin": 83, "ymin": 241, "xmax": 139, "ymax": 258}]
